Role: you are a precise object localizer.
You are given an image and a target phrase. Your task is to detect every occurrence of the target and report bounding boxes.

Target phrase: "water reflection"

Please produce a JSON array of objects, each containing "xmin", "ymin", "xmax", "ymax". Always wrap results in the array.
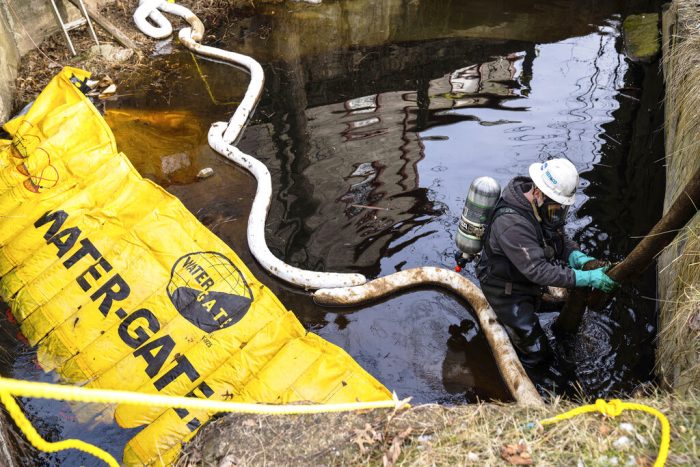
[
  {"xmin": 239, "ymin": 47, "xmax": 533, "ymax": 278},
  {"xmin": 314, "ymin": 290, "xmax": 510, "ymax": 404},
  {"xmin": 223, "ymin": 0, "xmax": 657, "ymax": 61}
]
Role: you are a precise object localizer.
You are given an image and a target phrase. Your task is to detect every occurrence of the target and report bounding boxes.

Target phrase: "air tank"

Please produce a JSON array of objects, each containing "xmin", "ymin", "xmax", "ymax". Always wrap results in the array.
[{"xmin": 456, "ymin": 176, "xmax": 501, "ymax": 259}]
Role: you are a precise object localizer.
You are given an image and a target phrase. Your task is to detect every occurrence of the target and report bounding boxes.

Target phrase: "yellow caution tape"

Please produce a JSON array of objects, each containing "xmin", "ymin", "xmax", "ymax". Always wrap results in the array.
[
  {"xmin": 539, "ymin": 399, "xmax": 670, "ymax": 467},
  {"xmin": 0, "ymin": 376, "xmax": 401, "ymax": 467}
]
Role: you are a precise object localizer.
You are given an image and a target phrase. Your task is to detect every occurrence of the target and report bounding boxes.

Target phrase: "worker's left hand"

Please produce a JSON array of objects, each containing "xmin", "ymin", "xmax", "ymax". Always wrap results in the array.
[{"xmin": 568, "ymin": 250, "xmax": 596, "ymax": 269}]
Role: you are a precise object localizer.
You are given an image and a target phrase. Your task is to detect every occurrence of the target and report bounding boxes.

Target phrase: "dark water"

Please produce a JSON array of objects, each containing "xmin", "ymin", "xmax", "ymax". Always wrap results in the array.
[{"xmin": 2, "ymin": 0, "xmax": 666, "ymax": 464}]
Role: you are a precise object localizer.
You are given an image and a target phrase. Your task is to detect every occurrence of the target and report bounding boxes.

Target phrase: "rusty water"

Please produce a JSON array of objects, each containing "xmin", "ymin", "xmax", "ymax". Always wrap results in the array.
[{"xmin": 2, "ymin": 0, "xmax": 665, "ymax": 463}]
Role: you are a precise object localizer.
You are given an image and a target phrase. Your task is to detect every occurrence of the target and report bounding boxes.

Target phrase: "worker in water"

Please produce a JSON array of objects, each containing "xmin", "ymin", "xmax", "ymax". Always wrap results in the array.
[{"xmin": 475, "ymin": 158, "xmax": 617, "ymax": 389}]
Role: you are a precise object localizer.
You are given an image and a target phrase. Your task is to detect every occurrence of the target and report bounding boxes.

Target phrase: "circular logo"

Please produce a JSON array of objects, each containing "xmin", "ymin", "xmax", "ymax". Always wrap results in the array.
[{"xmin": 167, "ymin": 251, "xmax": 253, "ymax": 333}]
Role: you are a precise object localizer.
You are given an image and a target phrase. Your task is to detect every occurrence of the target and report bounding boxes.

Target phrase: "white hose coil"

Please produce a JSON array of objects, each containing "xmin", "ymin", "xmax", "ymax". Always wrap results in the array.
[{"xmin": 133, "ymin": 0, "xmax": 172, "ymax": 39}]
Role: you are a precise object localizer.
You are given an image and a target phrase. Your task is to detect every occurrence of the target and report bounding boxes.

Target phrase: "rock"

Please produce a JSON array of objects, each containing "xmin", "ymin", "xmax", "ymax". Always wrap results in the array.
[
  {"xmin": 622, "ymin": 14, "xmax": 660, "ymax": 63},
  {"xmin": 197, "ymin": 167, "xmax": 215, "ymax": 179},
  {"xmin": 153, "ymin": 39, "xmax": 173, "ymax": 56},
  {"xmin": 619, "ymin": 422, "xmax": 636, "ymax": 434},
  {"xmin": 0, "ymin": 11, "xmax": 20, "ymax": 123},
  {"xmin": 612, "ymin": 436, "xmax": 631, "ymax": 450},
  {"xmin": 161, "ymin": 152, "xmax": 191, "ymax": 175},
  {"xmin": 88, "ymin": 44, "xmax": 134, "ymax": 63}
]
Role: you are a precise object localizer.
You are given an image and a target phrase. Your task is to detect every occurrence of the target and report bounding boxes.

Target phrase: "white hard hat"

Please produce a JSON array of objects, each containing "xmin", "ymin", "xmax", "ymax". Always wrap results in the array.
[{"xmin": 528, "ymin": 158, "xmax": 578, "ymax": 205}]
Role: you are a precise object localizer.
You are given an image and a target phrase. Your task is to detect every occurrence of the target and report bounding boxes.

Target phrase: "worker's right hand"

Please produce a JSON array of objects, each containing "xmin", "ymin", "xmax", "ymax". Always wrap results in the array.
[{"xmin": 574, "ymin": 267, "xmax": 618, "ymax": 292}]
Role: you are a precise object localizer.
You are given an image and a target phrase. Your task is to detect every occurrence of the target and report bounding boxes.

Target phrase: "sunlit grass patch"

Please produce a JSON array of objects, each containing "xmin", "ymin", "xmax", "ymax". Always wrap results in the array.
[{"xmin": 178, "ymin": 391, "xmax": 699, "ymax": 466}]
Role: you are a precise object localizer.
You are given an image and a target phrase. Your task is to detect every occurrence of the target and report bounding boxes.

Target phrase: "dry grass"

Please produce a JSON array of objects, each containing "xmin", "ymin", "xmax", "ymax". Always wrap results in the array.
[
  {"xmin": 657, "ymin": 226, "xmax": 700, "ymax": 394},
  {"xmin": 662, "ymin": 1, "xmax": 700, "ymax": 180},
  {"xmin": 178, "ymin": 390, "xmax": 699, "ymax": 466},
  {"xmin": 656, "ymin": 0, "xmax": 700, "ymax": 395}
]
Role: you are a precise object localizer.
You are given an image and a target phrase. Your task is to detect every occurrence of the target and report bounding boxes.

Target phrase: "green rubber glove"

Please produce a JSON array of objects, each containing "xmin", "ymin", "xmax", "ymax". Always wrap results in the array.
[
  {"xmin": 574, "ymin": 267, "xmax": 618, "ymax": 292},
  {"xmin": 568, "ymin": 250, "xmax": 596, "ymax": 269}
]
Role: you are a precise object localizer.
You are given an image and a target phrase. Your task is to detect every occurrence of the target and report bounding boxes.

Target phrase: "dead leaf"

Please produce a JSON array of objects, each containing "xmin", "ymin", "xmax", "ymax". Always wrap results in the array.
[
  {"xmin": 353, "ymin": 423, "xmax": 381, "ymax": 454},
  {"xmin": 688, "ymin": 310, "xmax": 700, "ymax": 332},
  {"xmin": 382, "ymin": 427, "xmax": 412, "ymax": 467},
  {"xmin": 98, "ymin": 75, "xmax": 114, "ymax": 87},
  {"xmin": 500, "ymin": 443, "xmax": 533, "ymax": 465},
  {"xmin": 599, "ymin": 422, "xmax": 612, "ymax": 436},
  {"xmin": 383, "ymin": 438, "xmax": 401, "ymax": 467},
  {"xmin": 98, "ymin": 84, "xmax": 117, "ymax": 99},
  {"xmin": 636, "ymin": 455, "xmax": 654, "ymax": 467},
  {"xmin": 218, "ymin": 454, "xmax": 240, "ymax": 467}
]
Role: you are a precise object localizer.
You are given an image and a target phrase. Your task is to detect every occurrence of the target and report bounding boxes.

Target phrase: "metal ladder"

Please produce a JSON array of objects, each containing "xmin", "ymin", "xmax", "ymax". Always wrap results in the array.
[{"xmin": 49, "ymin": 0, "xmax": 99, "ymax": 56}]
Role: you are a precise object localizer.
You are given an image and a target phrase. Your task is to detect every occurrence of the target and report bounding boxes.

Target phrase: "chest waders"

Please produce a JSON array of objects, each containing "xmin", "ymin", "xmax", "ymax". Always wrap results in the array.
[{"xmin": 475, "ymin": 199, "xmax": 564, "ymax": 375}]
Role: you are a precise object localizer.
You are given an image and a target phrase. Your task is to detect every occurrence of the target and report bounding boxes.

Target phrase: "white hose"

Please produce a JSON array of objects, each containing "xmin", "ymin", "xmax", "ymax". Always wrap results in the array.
[{"xmin": 132, "ymin": 0, "xmax": 367, "ymax": 289}]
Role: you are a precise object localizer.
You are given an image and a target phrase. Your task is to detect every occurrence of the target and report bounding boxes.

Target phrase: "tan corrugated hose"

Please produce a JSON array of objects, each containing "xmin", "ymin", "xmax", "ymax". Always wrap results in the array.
[{"xmin": 314, "ymin": 267, "xmax": 544, "ymax": 405}]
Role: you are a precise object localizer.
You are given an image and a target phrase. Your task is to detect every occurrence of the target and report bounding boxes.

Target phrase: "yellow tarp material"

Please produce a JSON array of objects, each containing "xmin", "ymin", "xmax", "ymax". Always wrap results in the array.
[{"xmin": 0, "ymin": 67, "xmax": 391, "ymax": 466}]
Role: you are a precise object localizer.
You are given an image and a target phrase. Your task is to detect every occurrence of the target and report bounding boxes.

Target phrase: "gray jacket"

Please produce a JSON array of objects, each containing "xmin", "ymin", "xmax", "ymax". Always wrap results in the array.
[{"xmin": 484, "ymin": 177, "xmax": 577, "ymax": 288}]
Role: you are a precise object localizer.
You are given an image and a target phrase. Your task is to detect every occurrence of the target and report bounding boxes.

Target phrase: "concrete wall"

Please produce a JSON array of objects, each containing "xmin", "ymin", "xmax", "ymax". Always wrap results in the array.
[
  {"xmin": 657, "ymin": 0, "xmax": 700, "ymax": 394},
  {"xmin": 4, "ymin": 0, "xmax": 64, "ymax": 56},
  {"xmin": 0, "ymin": 1, "xmax": 20, "ymax": 124},
  {"xmin": 0, "ymin": 0, "xmax": 108, "ymax": 122}
]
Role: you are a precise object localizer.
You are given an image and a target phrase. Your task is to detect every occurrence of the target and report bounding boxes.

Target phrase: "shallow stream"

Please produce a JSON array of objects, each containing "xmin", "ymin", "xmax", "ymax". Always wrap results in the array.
[{"xmin": 2, "ymin": 0, "xmax": 667, "ymax": 464}]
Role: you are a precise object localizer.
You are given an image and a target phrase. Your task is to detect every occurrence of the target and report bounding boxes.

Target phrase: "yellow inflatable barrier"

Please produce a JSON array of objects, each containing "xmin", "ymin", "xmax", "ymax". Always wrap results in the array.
[{"xmin": 0, "ymin": 67, "xmax": 391, "ymax": 466}]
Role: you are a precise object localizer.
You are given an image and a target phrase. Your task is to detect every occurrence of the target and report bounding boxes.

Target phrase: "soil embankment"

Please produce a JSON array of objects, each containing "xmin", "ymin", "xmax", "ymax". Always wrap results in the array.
[{"xmin": 656, "ymin": 0, "xmax": 700, "ymax": 395}]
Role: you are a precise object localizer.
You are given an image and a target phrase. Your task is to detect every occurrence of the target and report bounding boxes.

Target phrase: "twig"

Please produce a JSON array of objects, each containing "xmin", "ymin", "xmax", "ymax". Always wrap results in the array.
[{"xmin": 351, "ymin": 204, "xmax": 389, "ymax": 211}]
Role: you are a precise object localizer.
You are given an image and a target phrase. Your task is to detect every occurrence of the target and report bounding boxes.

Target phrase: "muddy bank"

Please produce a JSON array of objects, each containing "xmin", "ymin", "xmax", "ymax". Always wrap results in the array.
[
  {"xmin": 656, "ymin": 0, "xmax": 700, "ymax": 395},
  {"xmin": 0, "ymin": 0, "xmax": 111, "ymax": 121}
]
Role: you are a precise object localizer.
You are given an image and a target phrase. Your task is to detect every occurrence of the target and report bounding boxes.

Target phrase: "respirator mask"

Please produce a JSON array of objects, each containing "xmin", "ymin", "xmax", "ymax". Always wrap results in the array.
[{"xmin": 538, "ymin": 197, "xmax": 569, "ymax": 230}]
